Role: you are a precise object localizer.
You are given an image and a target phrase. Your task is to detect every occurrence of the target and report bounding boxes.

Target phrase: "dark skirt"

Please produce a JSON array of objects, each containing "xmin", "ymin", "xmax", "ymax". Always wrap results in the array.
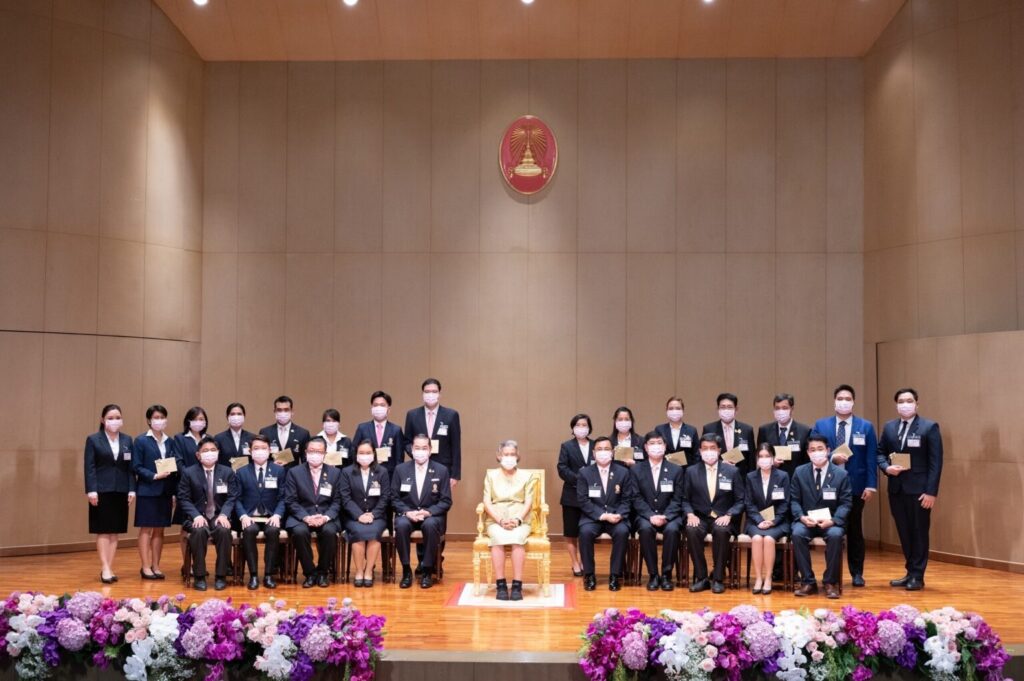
[
  {"xmin": 344, "ymin": 518, "xmax": 387, "ymax": 542},
  {"xmin": 134, "ymin": 495, "xmax": 173, "ymax": 528},
  {"xmin": 89, "ymin": 492, "xmax": 129, "ymax": 534},
  {"xmin": 744, "ymin": 522, "xmax": 791, "ymax": 540},
  {"xmin": 562, "ymin": 504, "xmax": 583, "ymax": 538}
]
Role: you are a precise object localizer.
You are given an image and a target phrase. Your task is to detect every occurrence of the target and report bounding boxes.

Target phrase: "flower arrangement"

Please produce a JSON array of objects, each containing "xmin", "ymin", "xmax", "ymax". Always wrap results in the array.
[
  {"xmin": 579, "ymin": 604, "xmax": 1010, "ymax": 681},
  {"xmin": 1, "ymin": 591, "xmax": 385, "ymax": 681}
]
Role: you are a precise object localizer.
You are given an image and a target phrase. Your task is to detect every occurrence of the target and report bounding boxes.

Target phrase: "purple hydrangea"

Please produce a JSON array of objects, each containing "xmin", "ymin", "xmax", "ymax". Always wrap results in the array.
[
  {"xmin": 852, "ymin": 664, "xmax": 873, "ymax": 681},
  {"xmin": 65, "ymin": 592, "xmax": 104, "ymax": 622},
  {"xmin": 876, "ymin": 619, "xmax": 906, "ymax": 657},
  {"xmin": 742, "ymin": 620, "xmax": 779, "ymax": 661},
  {"xmin": 55, "ymin": 617, "xmax": 90, "ymax": 652}
]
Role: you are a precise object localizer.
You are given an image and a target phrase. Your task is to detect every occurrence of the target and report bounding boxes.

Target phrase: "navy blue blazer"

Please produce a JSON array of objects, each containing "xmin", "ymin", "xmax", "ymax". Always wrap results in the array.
[
  {"xmin": 608, "ymin": 431, "xmax": 645, "ymax": 463},
  {"xmin": 132, "ymin": 433, "xmax": 181, "ymax": 497},
  {"xmin": 681, "ymin": 461, "xmax": 745, "ymax": 520},
  {"xmin": 756, "ymin": 420, "xmax": 812, "ymax": 475},
  {"xmin": 177, "ymin": 464, "xmax": 234, "ymax": 521},
  {"xmin": 226, "ymin": 462, "xmax": 287, "ymax": 520},
  {"xmin": 84, "ymin": 430, "xmax": 136, "ymax": 495},
  {"xmin": 556, "ymin": 438, "xmax": 593, "ymax": 507},
  {"xmin": 655, "ymin": 422, "xmax": 699, "ymax": 466},
  {"xmin": 174, "ymin": 431, "xmax": 203, "ymax": 469},
  {"xmin": 576, "ymin": 464, "xmax": 633, "ymax": 522},
  {"xmin": 259, "ymin": 423, "xmax": 311, "ymax": 466},
  {"xmin": 283, "ymin": 463, "xmax": 343, "ymax": 528},
  {"xmin": 744, "ymin": 469, "xmax": 791, "ymax": 526},
  {"xmin": 631, "ymin": 459, "xmax": 683, "ymax": 522},
  {"xmin": 789, "ymin": 463, "xmax": 853, "ymax": 527},
  {"xmin": 701, "ymin": 421, "xmax": 757, "ymax": 475},
  {"xmin": 390, "ymin": 460, "xmax": 453, "ymax": 518},
  {"xmin": 813, "ymin": 415, "xmax": 879, "ymax": 494},
  {"xmin": 352, "ymin": 420, "xmax": 404, "ymax": 472},
  {"xmin": 876, "ymin": 416, "xmax": 943, "ymax": 497},
  {"xmin": 213, "ymin": 428, "xmax": 255, "ymax": 467},
  {"xmin": 339, "ymin": 465, "xmax": 391, "ymax": 519},
  {"xmin": 403, "ymin": 406, "xmax": 462, "ymax": 479}
]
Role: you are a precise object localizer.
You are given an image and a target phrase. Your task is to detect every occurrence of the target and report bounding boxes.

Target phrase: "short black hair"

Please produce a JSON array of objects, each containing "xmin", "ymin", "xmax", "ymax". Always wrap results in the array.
[
  {"xmin": 757, "ymin": 442, "xmax": 774, "ymax": 456},
  {"xmin": 833, "ymin": 384, "xmax": 856, "ymax": 399},
  {"xmin": 226, "ymin": 402, "xmax": 246, "ymax": 417},
  {"xmin": 274, "ymin": 396, "xmax": 293, "ymax": 408},
  {"xmin": 773, "ymin": 393, "xmax": 795, "ymax": 408},
  {"xmin": 592, "ymin": 436, "xmax": 613, "ymax": 448},
  {"xmin": 665, "ymin": 396, "xmax": 685, "ymax": 409},
  {"xmin": 305, "ymin": 436, "xmax": 327, "ymax": 451},
  {"xmin": 197, "ymin": 435, "xmax": 219, "ymax": 451},
  {"xmin": 183, "ymin": 406, "xmax": 208, "ymax": 434},
  {"xmin": 411, "ymin": 433, "xmax": 431, "ymax": 446},
  {"xmin": 370, "ymin": 390, "xmax": 392, "ymax": 406},
  {"xmin": 644, "ymin": 431, "xmax": 664, "ymax": 445},
  {"xmin": 250, "ymin": 434, "xmax": 270, "ymax": 447},
  {"xmin": 807, "ymin": 432, "xmax": 830, "ymax": 448},
  {"xmin": 570, "ymin": 413, "xmax": 592, "ymax": 431},
  {"xmin": 699, "ymin": 433, "xmax": 723, "ymax": 450},
  {"xmin": 322, "ymin": 408, "xmax": 341, "ymax": 422},
  {"xmin": 145, "ymin": 404, "xmax": 168, "ymax": 420},
  {"xmin": 716, "ymin": 392, "xmax": 738, "ymax": 407},
  {"xmin": 894, "ymin": 387, "xmax": 918, "ymax": 402},
  {"xmin": 422, "ymin": 378, "xmax": 442, "ymax": 391}
]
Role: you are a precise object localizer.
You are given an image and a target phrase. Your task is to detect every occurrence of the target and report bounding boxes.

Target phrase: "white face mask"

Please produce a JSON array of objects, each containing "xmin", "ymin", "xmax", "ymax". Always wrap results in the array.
[
  {"xmin": 306, "ymin": 452, "xmax": 325, "ymax": 467},
  {"xmin": 718, "ymin": 408, "xmax": 735, "ymax": 423},
  {"xmin": 275, "ymin": 411, "xmax": 292, "ymax": 426},
  {"xmin": 500, "ymin": 456, "xmax": 518, "ymax": 471},
  {"xmin": 105, "ymin": 418, "xmax": 123, "ymax": 433},
  {"xmin": 573, "ymin": 426, "xmax": 590, "ymax": 440},
  {"xmin": 773, "ymin": 409, "xmax": 791, "ymax": 425},
  {"xmin": 412, "ymin": 449, "xmax": 430, "ymax": 465},
  {"xmin": 356, "ymin": 453, "xmax": 375, "ymax": 467},
  {"xmin": 701, "ymin": 450, "xmax": 720, "ymax": 465},
  {"xmin": 199, "ymin": 451, "xmax": 218, "ymax": 467},
  {"xmin": 835, "ymin": 399, "xmax": 854, "ymax": 416},
  {"xmin": 897, "ymin": 402, "xmax": 917, "ymax": 419},
  {"xmin": 150, "ymin": 418, "xmax": 167, "ymax": 432},
  {"xmin": 809, "ymin": 451, "xmax": 828, "ymax": 467},
  {"xmin": 594, "ymin": 450, "xmax": 613, "ymax": 465},
  {"xmin": 647, "ymin": 444, "xmax": 665, "ymax": 459},
  {"xmin": 615, "ymin": 420, "xmax": 632, "ymax": 433},
  {"xmin": 190, "ymin": 420, "xmax": 206, "ymax": 433},
  {"xmin": 228, "ymin": 414, "xmax": 245, "ymax": 429},
  {"xmin": 757, "ymin": 457, "xmax": 773, "ymax": 471},
  {"xmin": 371, "ymin": 406, "xmax": 389, "ymax": 421},
  {"xmin": 251, "ymin": 448, "xmax": 270, "ymax": 465},
  {"xmin": 666, "ymin": 408, "xmax": 684, "ymax": 423},
  {"xmin": 323, "ymin": 421, "xmax": 339, "ymax": 436},
  {"xmin": 423, "ymin": 392, "xmax": 439, "ymax": 408}
]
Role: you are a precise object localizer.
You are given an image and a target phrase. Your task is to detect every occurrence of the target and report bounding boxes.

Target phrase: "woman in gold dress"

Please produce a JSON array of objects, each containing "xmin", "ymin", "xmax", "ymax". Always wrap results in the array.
[{"xmin": 483, "ymin": 440, "xmax": 536, "ymax": 600}]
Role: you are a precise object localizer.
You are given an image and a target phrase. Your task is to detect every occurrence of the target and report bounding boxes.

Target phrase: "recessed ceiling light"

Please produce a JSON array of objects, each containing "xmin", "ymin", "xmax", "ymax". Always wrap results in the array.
[
  {"xmin": 522, "ymin": 0, "xmax": 535, "ymax": 5},
  {"xmin": 703, "ymin": 0, "xmax": 714, "ymax": 4},
  {"xmin": 193, "ymin": 0, "xmax": 208, "ymax": 6},
  {"xmin": 343, "ymin": 0, "xmax": 358, "ymax": 6}
]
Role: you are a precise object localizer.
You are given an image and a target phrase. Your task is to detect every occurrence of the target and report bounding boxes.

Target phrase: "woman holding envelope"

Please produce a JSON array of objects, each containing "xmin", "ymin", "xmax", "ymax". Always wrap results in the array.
[
  {"xmin": 744, "ymin": 443, "xmax": 791, "ymax": 595},
  {"xmin": 133, "ymin": 404, "xmax": 180, "ymax": 580}
]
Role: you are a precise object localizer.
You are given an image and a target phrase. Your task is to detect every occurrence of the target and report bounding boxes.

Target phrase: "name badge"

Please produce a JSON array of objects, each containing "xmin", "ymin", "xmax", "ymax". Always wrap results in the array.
[
  {"xmin": 242, "ymin": 443, "xmax": 251, "ymax": 455},
  {"xmin": 772, "ymin": 488, "xmax": 785, "ymax": 500},
  {"xmin": 633, "ymin": 449, "xmax": 644, "ymax": 460},
  {"xmin": 368, "ymin": 487, "xmax": 381, "ymax": 497},
  {"xmin": 265, "ymin": 478, "xmax": 278, "ymax": 489},
  {"xmin": 319, "ymin": 483, "xmax": 332, "ymax": 497},
  {"xmin": 853, "ymin": 434, "xmax": 866, "ymax": 446},
  {"xmin": 339, "ymin": 448, "xmax": 348, "ymax": 459},
  {"xmin": 823, "ymin": 489, "xmax": 836, "ymax": 501},
  {"xmin": 680, "ymin": 435, "xmax": 692, "ymax": 448},
  {"xmin": 216, "ymin": 483, "xmax": 228, "ymax": 494},
  {"xmin": 122, "ymin": 451, "xmax": 131, "ymax": 460},
  {"xmin": 720, "ymin": 481, "xmax": 732, "ymax": 491},
  {"xmin": 789, "ymin": 442, "xmax": 801, "ymax": 452},
  {"xmin": 270, "ymin": 443, "xmax": 280, "ymax": 453},
  {"xmin": 588, "ymin": 487, "xmax": 601, "ymax": 498},
  {"xmin": 437, "ymin": 424, "xmax": 448, "ymax": 436},
  {"xmin": 430, "ymin": 439, "xmax": 440, "ymax": 454},
  {"xmin": 400, "ymin": 483, "xmax": 412, "ymax": 493},
  {"xmin": 907, "ymin": 436, "xmax": 921, "ymax": 448},
  {"xmin": 738, "ymin": 440, "xmax": 749, "ymax": 452},
  {"xmin": 660, "ymin": 482, "xmax": 674, "ymax": 493}
]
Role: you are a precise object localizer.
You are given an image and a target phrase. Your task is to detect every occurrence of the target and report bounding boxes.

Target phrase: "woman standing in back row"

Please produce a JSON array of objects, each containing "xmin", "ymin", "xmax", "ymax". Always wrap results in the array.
[{"xmin": 84, "ymin": 404, "xmax": 136, "ymax": 584}]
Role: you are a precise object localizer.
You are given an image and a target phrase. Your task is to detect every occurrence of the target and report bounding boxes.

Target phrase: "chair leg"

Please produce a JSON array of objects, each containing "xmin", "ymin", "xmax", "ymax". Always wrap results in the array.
[
  {"xmin": 542, "ymin": 555, "xmax": 551, "ymax": 597},
  {"xmin": 473, "ymin": 551, "xmax": 482, "ymax": 596}
]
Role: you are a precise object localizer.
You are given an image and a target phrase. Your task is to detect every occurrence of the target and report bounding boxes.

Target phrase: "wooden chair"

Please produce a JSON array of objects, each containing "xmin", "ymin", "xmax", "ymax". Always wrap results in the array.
[
  {"xmin": 230, "ymin": 529, "xmax": 295, "ymax": 584},
  {"xmin": 472, "ymin": 469, "xmax": 551, "ymax": 597},
  {"xmin": 789, "ymin": 535, "xmax": 844, "ymax": 594},
  {"xmin": 180, "ymin": 529, "xmax": 241, "ymax": 587},
  {"xmin": 628, "ymin": 532, "xmax": 689, "ymax": 587},
  {"xmin": 343, "ymin": 529, "xmax": 396, "ymax": 583},
  {"xmin": 739, "ymin": 535, "xmax": 793, "ymax": 591}
]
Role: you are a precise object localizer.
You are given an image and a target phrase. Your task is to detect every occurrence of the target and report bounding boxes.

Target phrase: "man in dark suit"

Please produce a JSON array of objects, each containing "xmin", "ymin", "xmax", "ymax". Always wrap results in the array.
[
  {"xmin": 655, "ymin": 396, "xmax": 699, "ymax": 466},
  {"xmin": 682, "ymin": 433, "xmax": 745, "ymax": 594},
  {"xmin": 177, "ymin": 436, "xmax": 235, "ymax": 591},
  {"xmin": 813, "ymin": 384, "xmax": 878, "ymax": 587},
  {"xmin": 284, "ymin": 437, "xmax": 342, "ymax": 588},
  {"xmin": 632, "ymin": 432, "xmax": 684, "ymax": 591},
  {"xmin": 791, "ymin": 433, "xmax": 853, "ymax": 599},
  {"xmin": 576, "ymin": 437, "xmax": 634, "ymax": 592},
  {"xmin": 403, "ymin": 378, "xmax": 461, "ymax": 486},
  {"xmin": 260, "ymin": 395, "xmax": 311, "ymax": 468},
  {"xmin": 392, "ymin": 434, "xmax": 453, "ymax": 589},
  {"xmin": 353, "ymin": 391, "xmax": 406, "ymax": 473},
  {"xmin": 226, "ymin": 434, "xmax": 286, "ymax": 590},
  {"xmin": 877, "ymin": 388, "xmax": 943, "ymax": 591},
  {"xmin": 756, "ymin": 393, "xmax": 812, "ymax": 475},
  {"xmin": 701, "ymin": 392, "xmax": 757, "ymax": 475},
  {"xmin": 213, "ymin": 402, "xmax": 255, "ymax": 467}
]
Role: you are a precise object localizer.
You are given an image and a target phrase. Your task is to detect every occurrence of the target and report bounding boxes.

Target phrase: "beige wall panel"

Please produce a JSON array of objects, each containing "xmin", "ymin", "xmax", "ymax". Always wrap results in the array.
[
  {"xmin": 931, "ymin": 334, "xmax": 981, "ymax": 463},
  {"xmin": 675, "ymin": 253, "xmax": 727, "ymax": 428},
  {"xmin": 725, "ymin": 60, "xmax": 775, "ymax": 253},
  {"xmin": 0, "ymin": 228, "xmax": 46, "ymax": 331},
  {"xmin": 143, "ymin": 242, "xmax": 184, "ymax": 340},
  {"xmin": 286, "ymin": 62, "xmax": 335, "ymax": 253},
  {"xmin": 825, "ymin": 253, "xmax": 864, "ymax": 406},
  {"xmin": 141, "ymin": 338, "xmax": 189, "ymax": 421},
  {"xmin": 578, "ymin": 60, "xmax": 626, "ymax": 253},
  {"xmin": 576, "ymin": 254, "xmax": 627, "ymax": 429},
  {"xmin": 0, "ymin": 332, "xmax": 44, "ymax": 450},
  {"xmin": 199, "ymin": 252, "xmax": 237, "ymax": 412},
  {"xmin": 53, "ymin": 0, "xmax": 100, "ymax": 28},
  {"xmin": 724, "ymin": 254, "xmax": 775, "ymax": 409},
  {"xmin": 676, "ymin": 59, "xmax": 727, "ymax": 254},
  {"xmin": 146, "ymin": 46, "xmax": 191, "ymax": 250},
  {"xmin": 1019, "ymin": 232, "xmax": 1024, "ymax": 324},
  {"xmin": 44, "ymin": 232, "xmax": 99, "ymax": 334},
  {"xmin": 1016, "ymin": 9, "xmax": 1024, "ymax": 232},
  {"xmin": 0, "ymin": 451, "xmax": 43, "ymax": 548},
  {"xmin": 957, "ymin": 0, "xmax": 1010, "ymax": 23},
  {"xmin": 238, "ymin": 62, "xmax": 287, "ymax": 253},
  {"xmin": 94, "ymin": 335, "xmax": 143, "ymax": 435},
  {"xmin": 528, "ymin": 60, "xmax": 578, "ymax": 254},
  {"xmin": 380, "ymin": 254, "xmax": 431, "ymax": 410},
  {"xmin": 776, "ymin": 60, "xmax": 827, "ymax": 253},
  {"xmin": 627, "ymin": 0, "xmax": 680, "ymax": 58},
  {"xmin": 977, "ymin": 332, "xmax": 1024, "ymax": 461},
  {"xmin": 775, "ymin": 254, "xmax": 827, "ymax": 413},
  {"xmin": 97, "ymin": 237, "xmax": 145, "ymax": 337},
  {"xmin": 48, "ymin": 21, "xmax": 102, "ymax": 237},
  {"xmin": 870, "ymin": 245, "xmax": 919, "ymax": 342},
  {"xmin": 911, "ymin": 0, "xmax": 957, "ymax": 36},
  {"xmin": 382, "ymin": 61, "xmax": 431, "ymax": 253},
  {"xmin": 625, "ymin": 254, "xmax": 676, "ymax": 429},
  {"xmin": 332, "ymin": 254, "xmax": 383, "ymax": 423},
  {"xmin": 183, "ymin": 55, "xmax": 203, "ymax": 253},
  {"xmin": 626, "ymin": 60, "xmax": 676, "ymax": 253},
  {"xmin": 236, "ymin": 253, "xmax": 286, "ymax": 415},
  {"xmin": 103, "ymin": 0, "xmax": 151, "ymax": 41},
  {"xmin": 182, "ymin": 248, "xmax": 202, "ymax": 342},
  {"xmin": 335, "ymin": 62, "xmax": 383, "ymax": 254},
  {"xmin": 872, "ymin": 0, "xmax": 912, "ymax": 50},
  {"xmin": 431, "ymin": 61, "xmax": 480, "ymax": 254},
  {"xmin": 202, "ymin": 62, "xmax": 239, "ymax": 254},
  {"xmin": 40, "ymin": 333, "xmax": 97, "ymax": 452},
  {"xmin": 860, "ymin": 342, "xmax": 880, "ymax": 542},
  {"xmin": 916, "ymin": 238, "xmax": 965, "ymax": 338},
  {"xmin": 283, "ymin": 253, "xmax": 334, "ymax": 418},
  {"xmin": 963, "ymin": 232, "xmax": 1017, "ymax": 333},
  {"xmin": 826, "ymin": 59, "xmax": 864, "ymax": 254}
]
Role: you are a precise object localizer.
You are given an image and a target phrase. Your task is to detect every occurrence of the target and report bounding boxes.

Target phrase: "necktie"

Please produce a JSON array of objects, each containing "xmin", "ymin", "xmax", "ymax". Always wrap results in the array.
[
  {"xmin": 897, "ymin": 420, "xmax": 909, "ymax": 450},
  {"xmin": 780, "ymin": 426, "xmax": 787, "ymax": 444},
  {"xmin": 376, "ymin": 422, "xmax": 384, "ymax": 447},
  {"xmin": 599, "ymin": 467, "xmax": 608, "ymax": 493},
  {"xmin": 652, "ymin": 465, "xmax": 660, "ymax": 489},
  {"xmin": 427, "ymin": 410, "xmax": 435, "ymax": 436},
  {"xmin": 311, "ymin": 468, "xmax": 320, "ymax": 496},
  {"xmin": 724, "ymin": 426, "xmax": 734, "ymax": 451},
  {"xmin": 706, "ymin": 466, "xmax": 716, "ymax": 499},
  {"xmin": 205, "ymin": 469, "xmax": 216, "ymax": 519},
  {"xmin": 838, "ymin": 420, "xmax": 847, "ymax": 446},
  {"xmin": 256, "ymin": 467, "xmax": 266, "ymax": 516},
  {"xmin": 814, "ymin": 467, "xmax": 822, "ymax": 491},
  {"xmin": 257, "ymin": 466, "xmax": 264, "ymax": 487}
]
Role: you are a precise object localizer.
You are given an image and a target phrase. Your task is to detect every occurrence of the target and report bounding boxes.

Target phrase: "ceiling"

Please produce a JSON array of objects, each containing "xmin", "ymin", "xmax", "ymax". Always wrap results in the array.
[{"xmin": 152, "ymin": 0, "xmax": 905, "ymax": 62}]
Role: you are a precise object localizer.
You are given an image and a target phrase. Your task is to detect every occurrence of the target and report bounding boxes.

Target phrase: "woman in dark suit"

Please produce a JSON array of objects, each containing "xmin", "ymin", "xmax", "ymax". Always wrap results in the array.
[
  {"xmin": 557, "ymin": 413, "xmax": 593, "ymax": 577},
  {"xmin": 84, "ymin": 404, "xmax": 136, "ymax": 583},
  {"xmin": 174, "ymin": 405, "xmax": 208, "ymax": 470},
  {"xmin": 744, "ymin": 443, "xmax": 792, "ymax": 595},
  {"xmin": 319, "ymin": 408, "xmax": 355, "ymax": 468},
  {"xmin": 609, "ymin": 406, "xmax": 643, "ymax": 466},
  {"xmin": 339, "ymin": 439, "xmax": 390, "ymax": 587},
  {"xmin": 133, "ymin": 405, "xmax": 180, "ymax": 581}
]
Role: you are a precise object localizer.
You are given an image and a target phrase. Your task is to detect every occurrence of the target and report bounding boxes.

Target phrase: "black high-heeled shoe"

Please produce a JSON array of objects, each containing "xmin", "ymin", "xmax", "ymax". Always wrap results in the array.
[
  {"xmin": 100, "ymin": 573, "xmax": 115, "ymax": 584},
  {"xmin": 140, "ymin": 569, "xmax": 160, "ymax": 581},
  {"xmin": 572, "ymin": 568, "xmax": 585, "ymax": 577}
]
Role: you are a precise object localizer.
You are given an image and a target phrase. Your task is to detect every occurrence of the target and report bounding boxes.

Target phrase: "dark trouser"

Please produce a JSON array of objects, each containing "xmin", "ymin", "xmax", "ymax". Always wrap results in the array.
[
  {"xmin": 290, "ymin": 521, "xmax": 340, "ymax": 577},
  {"xmin": 890, "ymin": 493, "xmax": 930, "ymax": 578},
  {"xmin": 684, "ymin": 518, "xmax": 732, "ymax": 582},
  {"xmin": 396, "ymin": 515, "xmax": 444, "ymax": 571},
  {"xmin": 635, "ymin": 518, "xmax": 682, "ymax": 576},
  {"xmin": 578, "ymin": 520, "xmax": 629, "ymax": 576},
  {"xmin": 846, "ymin": 495, "xmax": 866, "ymax": 576},
  {"xmin": 185, "ymin": 521, "xmax": 232, "ymax": 578},
  {"xmin": 241, "ymin": 521, "xmax": 281, "ymax": 577},
  {"xmin": 792, "ymin": 523, "xmax": 845, "ymax": 585}
]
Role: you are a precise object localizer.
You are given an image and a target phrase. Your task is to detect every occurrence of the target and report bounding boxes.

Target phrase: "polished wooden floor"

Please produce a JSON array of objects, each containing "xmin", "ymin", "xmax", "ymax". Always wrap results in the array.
[{"xmin": 2, "ymin": 540, "xmax": 1022, "ymax": 650}]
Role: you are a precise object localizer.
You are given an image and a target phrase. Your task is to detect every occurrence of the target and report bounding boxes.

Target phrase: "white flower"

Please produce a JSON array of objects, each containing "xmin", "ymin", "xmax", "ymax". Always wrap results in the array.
[
  {"xmin": 254, "ymin": 634, "xmax": 296, "ymax": 681},
  {"xmin": 148, "ymin": 612, "xmax": 180, "ymax": 643}
]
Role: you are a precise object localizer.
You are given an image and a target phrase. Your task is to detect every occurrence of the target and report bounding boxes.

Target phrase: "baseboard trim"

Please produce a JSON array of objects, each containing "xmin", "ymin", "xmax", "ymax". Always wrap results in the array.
[{"xmin": 879, "ymin": 541, "xmax": 1024, "ymax": 574}]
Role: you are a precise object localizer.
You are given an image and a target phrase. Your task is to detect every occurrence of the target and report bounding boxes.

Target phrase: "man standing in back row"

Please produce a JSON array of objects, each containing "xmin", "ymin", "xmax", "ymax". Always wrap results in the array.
[{"xmin": 404, "ymin": 378, "xmax": 461, "ymax": 488}]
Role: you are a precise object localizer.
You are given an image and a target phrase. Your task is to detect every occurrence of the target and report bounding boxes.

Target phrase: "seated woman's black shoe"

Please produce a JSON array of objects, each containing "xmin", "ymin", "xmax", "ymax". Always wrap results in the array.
[
  {"xmin": 510, "ymin": 580, "xmax": 523, "ymax": 601},
  {"xmin": 572, "ymin": 568, "xmax": 584, "ymax": 577},
  {"xmin": 100, "ymin": 573, "xmax": 115, "ymax": 584},
  {"xmin": 496, "ymin": 579, "xmax": 509, "ymax": 601},
  {"xmin": 140, "ymin": 569, "xmax": 160, "ymax": 581}
]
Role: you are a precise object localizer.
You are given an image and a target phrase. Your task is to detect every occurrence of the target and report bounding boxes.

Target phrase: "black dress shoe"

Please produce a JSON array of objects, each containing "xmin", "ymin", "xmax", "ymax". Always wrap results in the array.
[
  {"xmin": 647, "ymin": 575, "xmax": 661, "ymax": 591},
  {"xmin": 689, "ymin": 578, "xmax": 709, "ymax": 593},
  {"xmin": 353, "ymin": 578, "xmax": 365, "ymax": 588},
  {"xmin": 890, "ymin": 574, "xmax": 910, "ymax": 587},
  {"xmin": 414, "ymin": 565, "xmax": 425, "ymax": 576},
  {"xmin": 711, "ymin": 580, "xmax": 725, "ymax": 594},
  {"xmin": 852, "ymin": 574, "xmax": 865, "ymax": 587},
  {"xmin": 302, "ymin": 576, "xmax": 317, "ymax": 588},
  {"xmin": 496, "ymin": 579, "xmax": 509, "ymax": 601},
  {"xmin": 194, "ymin": 578, "xmax": 208, "ymax": 591},
  {"xmin": 510, "ymin": 580, "xmax": 523, "ymax": 601},
  {"xmin": 140, "ymin": 569, "xmax": 160, "ymax": 581},
  {"xmin": 214, "ymin": 577, "xmax": 228, "ymax": 591},
  {"xmin": 263, "ymin": 576, "xmax": 277, "ymax": 589},
  {"xmin": 661, "ymin": 574, "xmax": 674, "ymax": 591},
  {"xmin": 100, "ymin": 573, "xmax": 115, "ymax": 585},
  {"xmin": 247, "ymin": 576, "xmax": 259, "ymax": 590},
  {"xmin": 317, "ymin": 574, "xmax": 330, "ymax": 588},
  {"xmin": 572, "ymin": 569, "xmax": 585, "ymax": 577},
  {"xmin": 608, "ymin": 576, "xmax": 621, "ymax": 592},
  {"xmin": 905, "ymin": 577, "xmax": 924, "ymax": 591},
  {"xmin": 420, "ymin": 574, "xmax": 433, "ymax": 589},
  {"xmin": 583, "ymin": 574, "xmax": 597, "ymax": 591},
  {"xmin": 153, "ymin": 571, "xmax": 166, "ymax": 580},
  {"xmin": 399, "ymin": 567, "xmax": 413, "ymax": 589}
]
